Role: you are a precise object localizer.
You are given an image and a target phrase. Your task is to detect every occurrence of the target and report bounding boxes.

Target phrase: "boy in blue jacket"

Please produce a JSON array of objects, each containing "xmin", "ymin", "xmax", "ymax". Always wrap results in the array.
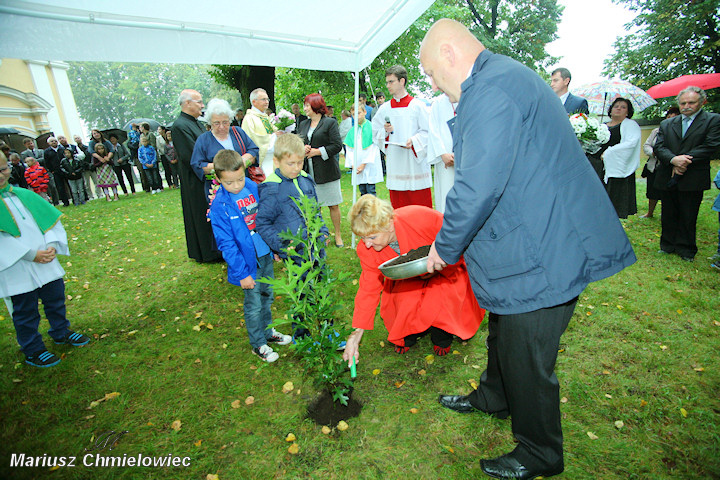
[
  {"xmin": 138, "ymin": 134, "xmax": 162, "ymax": 194},
  {"xmin": 209, "ymin": 149, "xmax": 291, "ymax": 363},
  {"xmin": 257, "ymin": 134, "xmax": 342, "ymax": 344}
]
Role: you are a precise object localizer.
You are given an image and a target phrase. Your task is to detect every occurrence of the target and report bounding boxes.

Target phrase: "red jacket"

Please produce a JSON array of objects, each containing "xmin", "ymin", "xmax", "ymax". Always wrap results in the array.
[
  {"xmin": 24, "ymin": 164, "xmax": 49, "ymax": 193},
  {"xmin": 353, "ymin": 206, "xmax": 485, "ymax": 346}
]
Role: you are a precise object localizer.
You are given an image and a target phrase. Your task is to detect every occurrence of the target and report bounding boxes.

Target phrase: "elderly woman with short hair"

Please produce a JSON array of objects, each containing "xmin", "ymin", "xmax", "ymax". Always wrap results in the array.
[
  {"xmin": 191, "ymin": 98, "xmax": 260, "ymax": 201},
  {"xmin": 342, "ymin": 195, "xmax": 485, "ymax": 366}
]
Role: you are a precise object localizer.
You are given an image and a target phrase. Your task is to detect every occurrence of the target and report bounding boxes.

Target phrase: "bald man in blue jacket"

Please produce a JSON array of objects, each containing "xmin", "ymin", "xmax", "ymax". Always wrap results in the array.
[{"xmin": 421, "ymin": 20, "xmax": 635, "ymax": 480}]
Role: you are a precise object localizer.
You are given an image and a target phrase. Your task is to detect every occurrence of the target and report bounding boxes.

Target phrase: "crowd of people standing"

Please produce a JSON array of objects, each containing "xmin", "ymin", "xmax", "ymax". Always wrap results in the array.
[{"xmin": 3, "ymin": 123, "xmax": 179, "ymax": 206}]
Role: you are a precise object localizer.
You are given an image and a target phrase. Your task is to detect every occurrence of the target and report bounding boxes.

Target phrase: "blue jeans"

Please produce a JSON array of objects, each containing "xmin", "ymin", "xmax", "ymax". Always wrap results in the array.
[
  {"xmin": 145, "ymin": 167, "xmax": 162, "ymax": 190},
  {"xmin": 11, "ymin": 278, "xmax": 70, "ymax": 356},
  {"xmin": 359, "ymin": 183, "xmax": 376, "ymax": 196},
  {"xmin": 244, "ymin": 254, "xmax": 275, "ymax": 348}
]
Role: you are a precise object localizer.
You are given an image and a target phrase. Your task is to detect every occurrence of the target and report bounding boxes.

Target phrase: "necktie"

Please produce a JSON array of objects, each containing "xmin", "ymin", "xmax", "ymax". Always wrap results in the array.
[{"xmin": 682, "ymin": 116, "xmax": 691, "ymax": 137}]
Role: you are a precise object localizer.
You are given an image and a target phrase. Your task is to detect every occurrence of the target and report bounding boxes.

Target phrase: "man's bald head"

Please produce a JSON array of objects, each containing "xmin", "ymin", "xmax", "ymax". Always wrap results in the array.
[{"xmin": 420, "ymin": 19, "xmax": 484, "ymax": 102}]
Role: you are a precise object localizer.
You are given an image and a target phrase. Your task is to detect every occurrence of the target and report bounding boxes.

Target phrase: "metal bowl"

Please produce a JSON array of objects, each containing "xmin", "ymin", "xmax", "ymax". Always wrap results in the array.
[{"xmin": 379, "ymin": 250, "xmax": 430, "ymax": 280}]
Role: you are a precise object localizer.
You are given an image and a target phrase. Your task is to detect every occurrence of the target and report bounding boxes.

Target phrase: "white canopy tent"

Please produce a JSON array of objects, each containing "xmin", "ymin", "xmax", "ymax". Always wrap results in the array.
[
  {"xmin": 1, "ymin": 0, "xmax": 435, "ymax": 246},
  {"xmin": 0, "ymin": 0, "xmax": 434, "ymax": 71}
]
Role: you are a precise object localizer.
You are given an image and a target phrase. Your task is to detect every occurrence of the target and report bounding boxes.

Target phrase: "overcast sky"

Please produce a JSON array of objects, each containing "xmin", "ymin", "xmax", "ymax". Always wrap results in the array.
[{"xmin": 546, "ymin": 0, "xmax": 637, "ymax": 88}]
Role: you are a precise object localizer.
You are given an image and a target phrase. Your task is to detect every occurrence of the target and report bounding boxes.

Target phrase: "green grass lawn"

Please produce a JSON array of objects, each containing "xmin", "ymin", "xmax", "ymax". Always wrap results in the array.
[{"xmin": 1, "ymin": 164, "xmax": 719, "ymax": 479}]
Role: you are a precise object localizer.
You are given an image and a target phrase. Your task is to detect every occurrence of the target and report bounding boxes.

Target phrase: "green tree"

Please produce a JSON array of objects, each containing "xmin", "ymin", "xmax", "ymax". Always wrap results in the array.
[
  {"xmin": 603, "ymin": 0, "xmax": 720, "ymax": 113},
  {"xmin": 213, "ymin": 0, "xmax": 562, "ymax": 114},
  {"xmin": 67, "ymin": 63, "xmax": 243, "ymax": 129}
]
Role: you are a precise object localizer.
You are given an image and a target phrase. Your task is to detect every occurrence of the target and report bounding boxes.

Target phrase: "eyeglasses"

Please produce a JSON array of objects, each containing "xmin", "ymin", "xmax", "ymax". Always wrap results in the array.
[
  {"xmin": 190, "ymin": 99, "xmax": 204, "ymax": 105},
  {"xmin": 257, "ymin": 97, "xmax": 270, "ymax": 102},
  {"xmin": 212, "ymin": 121, "xmax": 230, "ymax": 127},
  {"xmin": 0, "ymin": 165, "xmax": 10, "ymax": 172}
]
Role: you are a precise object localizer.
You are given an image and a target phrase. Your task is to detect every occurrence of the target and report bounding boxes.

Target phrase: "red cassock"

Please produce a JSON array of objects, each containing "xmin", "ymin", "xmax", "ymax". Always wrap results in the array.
[{"xmin": 352, "ymin": 205, "xmax": 485, "ymax": 347}]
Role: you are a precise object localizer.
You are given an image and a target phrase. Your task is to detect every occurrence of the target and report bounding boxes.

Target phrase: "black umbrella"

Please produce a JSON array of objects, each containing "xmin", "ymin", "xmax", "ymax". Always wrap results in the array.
[
  {"xmin": 122, "ymin": 118, "xmax": 160, "ymax": 131},
  {"xmin": 0, "ymin": 127, "xmax": 20, "ymax": 134},
  {"xmin": 101, "ymin": 128, "xmax": 128, "ymax": 144}
]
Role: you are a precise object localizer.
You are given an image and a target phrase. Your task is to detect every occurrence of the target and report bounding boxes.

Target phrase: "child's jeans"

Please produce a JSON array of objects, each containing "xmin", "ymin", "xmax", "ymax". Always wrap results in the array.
[
  {"xmin": 145, "ymin": 166, "xmax": 162, "ymax": 190},
  {"xmin": 359, "ymin": 183, "xmax": 376, "ymax": 196},
  {"xmin": 68, "ymin": 178, "xmax": 85, "ymax": 205},
  {"xmin": 244, "ymin": 253, "xmax": 275, "ymax": 349},
  {"xmin": 11, "ymin": 278, "xmax": 70, "ymax": 356}
]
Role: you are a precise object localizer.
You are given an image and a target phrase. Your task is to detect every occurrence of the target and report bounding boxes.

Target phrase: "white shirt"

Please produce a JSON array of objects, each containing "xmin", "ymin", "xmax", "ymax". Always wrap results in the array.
[
  {"xmin": 427, "ymin": 95, "xmax": 457, "ymax": 213},
  {"xmin": 371, "ymin": 96, "xmax": 430, "ymax": 191}
]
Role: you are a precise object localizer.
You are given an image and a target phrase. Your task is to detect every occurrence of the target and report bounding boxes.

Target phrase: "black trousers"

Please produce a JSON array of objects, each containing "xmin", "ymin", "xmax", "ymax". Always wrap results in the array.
[
  {"xmin": 660, "ymin": 189, "xmax": 703, "ymax": 259},
  {"xmin": 113, "ymin": 163, "xmax": 136, "ymax": 194},
  {"xmin": 469, "ymin": 297, "xmax": 578, "ymax": 469}
]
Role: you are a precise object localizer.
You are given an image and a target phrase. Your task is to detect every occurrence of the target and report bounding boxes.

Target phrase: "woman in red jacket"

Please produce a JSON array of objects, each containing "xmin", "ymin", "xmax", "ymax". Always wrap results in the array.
[{"xmin": 343, "ymin": 194, "xmax": 484, "ymax": 365}]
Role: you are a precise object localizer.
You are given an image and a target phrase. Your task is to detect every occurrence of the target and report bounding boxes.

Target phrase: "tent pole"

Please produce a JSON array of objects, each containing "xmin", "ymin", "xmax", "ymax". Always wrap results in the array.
[{"xmin": 352, "ymin": 69, "xmax": 360, "ymax": 248}]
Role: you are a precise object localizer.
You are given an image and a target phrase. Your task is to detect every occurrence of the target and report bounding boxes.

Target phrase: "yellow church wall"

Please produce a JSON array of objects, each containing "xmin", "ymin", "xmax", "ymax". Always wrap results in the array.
[
  {"xmin": 0, "ymin": 96, "xmax": 29, "ymax": 110},
  {"xmin": 0, "ymin": 59, "xmax": 36, "ymax": 94}
]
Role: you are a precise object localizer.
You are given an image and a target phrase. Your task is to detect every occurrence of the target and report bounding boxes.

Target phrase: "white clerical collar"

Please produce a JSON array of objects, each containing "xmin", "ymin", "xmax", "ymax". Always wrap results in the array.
[
  {"xmin": 392, "ymin": 92, "xmax": 408, "ymax": 102},
  {"xmin": 559, "ymin": 91, "xmax": 570, "ymax": 104},
  {"xmin": 252, "ymin": 106, "xmax": 265, "ymax": 115}
]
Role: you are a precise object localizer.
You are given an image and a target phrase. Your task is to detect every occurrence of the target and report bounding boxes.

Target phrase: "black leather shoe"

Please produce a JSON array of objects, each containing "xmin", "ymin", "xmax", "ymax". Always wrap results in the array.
[
  {"xmin": 481, "ymin": 454, "xmax": 563, "ymax": 479},
  {"xmin": 438, "ymin": 395, "xmax": 509, "ymax": 419}
]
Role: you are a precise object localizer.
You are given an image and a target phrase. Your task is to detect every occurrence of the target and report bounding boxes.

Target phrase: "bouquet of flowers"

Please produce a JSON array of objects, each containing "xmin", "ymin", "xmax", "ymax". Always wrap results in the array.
[
  {"xmin": 272, "ymin": 108, "xmax": 296, "ymax": 131},
  {"xmin": 205, "ymin": 172, "xmax": 221, "ymax": 221},
  {"xmin": 569, "ymin": 113, "xmax": 611, "ymax": 155}
]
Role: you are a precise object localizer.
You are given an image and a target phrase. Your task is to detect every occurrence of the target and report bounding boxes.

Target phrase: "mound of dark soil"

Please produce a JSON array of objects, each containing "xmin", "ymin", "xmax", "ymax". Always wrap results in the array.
[
  {"xmin": 383, "ymin": 244, "xmax": 431, "ymax": 267},
  {"xmin": 307, "ymin": 389, "xmax": 362, "ymax": 426}
]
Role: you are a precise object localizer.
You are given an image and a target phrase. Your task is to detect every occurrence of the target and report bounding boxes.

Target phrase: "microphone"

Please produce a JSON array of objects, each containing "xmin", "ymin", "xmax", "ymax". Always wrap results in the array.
[{"xmin": 385, "ymin": 116, "xmax": 392, "ymax": 134}]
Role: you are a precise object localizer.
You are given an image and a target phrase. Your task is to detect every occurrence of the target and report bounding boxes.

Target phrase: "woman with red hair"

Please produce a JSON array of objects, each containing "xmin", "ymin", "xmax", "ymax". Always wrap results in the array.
[{"xmin": 297, "ymin": 93, "xmax": 345, "ymax": 247}]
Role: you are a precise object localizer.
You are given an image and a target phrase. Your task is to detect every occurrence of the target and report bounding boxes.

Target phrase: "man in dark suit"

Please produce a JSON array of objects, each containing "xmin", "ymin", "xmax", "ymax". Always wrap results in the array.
[
  {"xmin": 20, "ymin": 138, "xmax": 44, "ymax": 162},
  {"xmin": 420, "ymin": 20, "xmax": 636, "ymax": 479},
  {"xmin": 654, "ymin": 86, "xmax": 720, "ymax": 261},
  {"xmin": 550, "ymin": 67, "xmax": 589, "ymax": 114},
  {"xmin": 173, "ymin": 89, "xmax": 221, "ymax": 263},
  {"xmin": 291, "ymin": 103, "xmax": 307, "ymax": 133},
  {"xmin": 43, "ymin": 136, "xmax": 69, "ymax": 206}
]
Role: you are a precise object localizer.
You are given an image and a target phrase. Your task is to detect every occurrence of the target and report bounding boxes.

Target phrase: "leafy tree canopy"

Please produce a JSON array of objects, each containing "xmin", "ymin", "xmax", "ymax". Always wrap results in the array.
[
  {"xmin": 67, "ymin": 63, "xmax": 244, "ymax": 130},
  {"xmin": 603, "ymin": 0, "xmax": 720, "ymax": 114}
]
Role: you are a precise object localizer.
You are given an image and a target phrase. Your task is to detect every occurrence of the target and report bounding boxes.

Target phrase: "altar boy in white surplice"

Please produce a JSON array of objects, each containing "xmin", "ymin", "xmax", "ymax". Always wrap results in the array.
[
  {"xmin": 372, "ymin": 65, "xmax": 431, "ymax": 209},
  {"xmin": 345, "ymin": 104, "xmax": 384, "ymax": 196},
  {"xmin": 427, "ymin": 94, "xmax": 458, "ymax": 214},
  {"xmin": 0, "ymin": 153, "xmax": 90, "ymax": 368}
]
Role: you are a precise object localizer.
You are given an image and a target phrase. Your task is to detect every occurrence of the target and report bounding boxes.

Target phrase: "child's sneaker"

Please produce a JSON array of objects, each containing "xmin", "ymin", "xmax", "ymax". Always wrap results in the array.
[
  {"xmin": 53, "ymin": 330, "xmax": 90, "ymax": 347},
  {"xmin": 25, "ymin": 350, "xmax": 61, "ymax": 368},
  {"xmin": 267, "ymin": 329, "xmax": 292, "ymax": 346},
  {"xmin": 252, "ymin": 345, "xmax": 279, "ymax": 363}
]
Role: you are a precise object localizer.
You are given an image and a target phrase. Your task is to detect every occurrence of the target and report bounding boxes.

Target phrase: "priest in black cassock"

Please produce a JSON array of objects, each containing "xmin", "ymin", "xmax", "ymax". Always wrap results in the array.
[{"xmin": 172, "ymin": 89, "xmax": 222, "ymax": 263}]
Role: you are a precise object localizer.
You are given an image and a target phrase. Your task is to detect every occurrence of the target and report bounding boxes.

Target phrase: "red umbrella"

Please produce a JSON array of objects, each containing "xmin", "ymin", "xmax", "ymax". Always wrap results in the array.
[{"xmin": 647, "ymin": 73, "xmax": 720, "ymax": 99}]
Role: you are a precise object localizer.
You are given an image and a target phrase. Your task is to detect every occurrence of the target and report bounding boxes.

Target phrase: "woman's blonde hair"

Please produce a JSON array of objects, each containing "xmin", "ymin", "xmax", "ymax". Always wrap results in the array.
[{"xmin": 347, "ymin": 194, "xmax": 394, "ymax": 236}]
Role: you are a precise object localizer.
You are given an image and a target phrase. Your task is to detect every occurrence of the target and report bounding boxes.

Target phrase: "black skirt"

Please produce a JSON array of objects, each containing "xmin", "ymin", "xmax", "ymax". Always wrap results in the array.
[
  {"xmin": 606, "ymin": 173, "xmax": 637, "ymax": 219},
  {"xmin": 645, "ymin": 169, "xmax": 662, "ymax": 200}
]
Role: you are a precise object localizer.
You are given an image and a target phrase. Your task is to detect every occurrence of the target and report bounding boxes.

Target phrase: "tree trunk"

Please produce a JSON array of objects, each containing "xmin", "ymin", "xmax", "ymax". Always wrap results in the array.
[{"xmin": 211, "ymin": 65, "xmax": 277, "ymax": 112}]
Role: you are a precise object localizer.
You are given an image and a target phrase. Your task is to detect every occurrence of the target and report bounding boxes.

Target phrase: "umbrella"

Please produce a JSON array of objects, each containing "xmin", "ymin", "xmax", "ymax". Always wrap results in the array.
[
  {"xmin": 122, "ymin": 118, "xmax": 160, "ymax": 131},
  {"xmin": 101, "ymin": 128, "xmax": 128, "ymax": 144},
  {"xmin": 572, "ymin": 79, "xmax": 657, "ymax": 118},
  {"xmin": 646, "ymin": 73, "xmax": 720, "ymax": 99},
  {"xmin": 0, "ymin": 127, "xmax": 20, "ymax": 135}
]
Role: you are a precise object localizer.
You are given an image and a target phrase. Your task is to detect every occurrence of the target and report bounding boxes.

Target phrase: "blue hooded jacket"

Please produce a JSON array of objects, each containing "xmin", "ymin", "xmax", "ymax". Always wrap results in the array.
[
  {"xmin": 209, "ymin": 181, "xmax": 266, "ymax": 285},
  {"xmin": 256, "ymin": 169, "xmax": 329, "ymax": 261}
]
